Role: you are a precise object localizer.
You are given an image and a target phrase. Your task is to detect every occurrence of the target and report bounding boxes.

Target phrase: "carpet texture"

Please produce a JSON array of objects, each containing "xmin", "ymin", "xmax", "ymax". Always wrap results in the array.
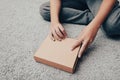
[{"xmin": 0, "ymin": 0, "xmax": 120, "ymax": 80}]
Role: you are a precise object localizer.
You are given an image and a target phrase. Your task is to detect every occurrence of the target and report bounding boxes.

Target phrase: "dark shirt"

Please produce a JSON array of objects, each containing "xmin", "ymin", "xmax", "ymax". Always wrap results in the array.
[{"xmin": 61, "ymin": 0, "xmax": 88, "ymax": 10}]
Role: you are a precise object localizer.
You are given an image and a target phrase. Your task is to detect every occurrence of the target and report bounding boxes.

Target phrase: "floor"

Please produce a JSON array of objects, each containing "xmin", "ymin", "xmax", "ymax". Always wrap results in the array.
[{"xmin": 0, "ymin": 0, "xmax": 120, "ymax": 80}]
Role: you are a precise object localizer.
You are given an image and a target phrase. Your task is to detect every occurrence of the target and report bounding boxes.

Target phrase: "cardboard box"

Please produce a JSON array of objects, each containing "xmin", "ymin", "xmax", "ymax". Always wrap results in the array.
[{"xmin": 34, "ymin": 36, "xmax": 80, "ymax": 73}]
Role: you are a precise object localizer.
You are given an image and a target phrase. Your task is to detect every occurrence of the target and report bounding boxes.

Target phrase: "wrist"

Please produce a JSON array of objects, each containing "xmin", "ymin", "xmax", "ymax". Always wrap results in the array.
[
  {"xmin": 51, "ymin": 20, "xmax": 60, "ymax": 25},
  {"xmin": 86, "ymin": 23, "xmax": 99, "ymax": 33},
  {"xmin": 51, "ymin": 16, "xmax": 60, "ymax": 23},
  {"xmin": 88, "ymin": 19, "xmax": 101, "ymax": 30}
]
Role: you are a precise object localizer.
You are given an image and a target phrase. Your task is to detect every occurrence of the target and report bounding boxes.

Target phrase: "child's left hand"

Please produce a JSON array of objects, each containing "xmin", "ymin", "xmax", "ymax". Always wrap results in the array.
[{"xmin": 71, "ymin": 24, "xmax": 99, "ymax": 58}]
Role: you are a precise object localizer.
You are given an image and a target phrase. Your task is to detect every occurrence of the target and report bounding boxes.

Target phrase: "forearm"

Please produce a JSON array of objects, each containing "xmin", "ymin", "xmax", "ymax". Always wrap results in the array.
[
  {"xmin": 89, "ymin": 0, "xmax": 116, "ymax": 29},
  {"xmin": 50, "ymin": 0, "xmax": 61, "ymax": 24}
]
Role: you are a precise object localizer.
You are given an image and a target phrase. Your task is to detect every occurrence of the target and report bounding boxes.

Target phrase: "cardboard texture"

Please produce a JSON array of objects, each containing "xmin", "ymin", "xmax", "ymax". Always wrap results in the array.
[{"xmin": 34, "ymin": 36, "xmax": 80, "ymax": 73}]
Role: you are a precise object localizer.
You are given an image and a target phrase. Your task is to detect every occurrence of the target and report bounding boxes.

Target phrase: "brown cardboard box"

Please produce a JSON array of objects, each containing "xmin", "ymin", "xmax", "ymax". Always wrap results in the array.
[{"xmin": 34, "ymin": 36, "xmax": 80, "ymax": 73}]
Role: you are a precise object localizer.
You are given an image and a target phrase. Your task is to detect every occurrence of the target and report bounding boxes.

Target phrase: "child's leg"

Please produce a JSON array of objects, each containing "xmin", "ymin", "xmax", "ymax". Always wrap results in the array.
[
  {"xmin": 40, "ymin": 1, "xmax": 94, "ymax": 25},
  {"xmin": 86, "ymin": 0, "xmax": 120, "ymax": 36}
]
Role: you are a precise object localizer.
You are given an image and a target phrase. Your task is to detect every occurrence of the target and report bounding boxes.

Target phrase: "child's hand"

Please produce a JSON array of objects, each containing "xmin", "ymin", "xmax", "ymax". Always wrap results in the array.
[
  {"xmin": 49, "ymin": 22, "xmax": 67, "ymax": 41},
  {"xmin": 71, "ymin": 24, "xmax": 99, "ymax": 58}
]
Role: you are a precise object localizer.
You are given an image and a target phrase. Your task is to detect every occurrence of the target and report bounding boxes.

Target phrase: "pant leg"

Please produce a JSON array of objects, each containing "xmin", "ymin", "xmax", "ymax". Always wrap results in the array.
[
  {"xmin": 86, "ymin": 0, "xmax": 120, "ymax": 36},
  {"xmin": 40, "ymin": 1, "xmax": 94, "ymax": 25}
]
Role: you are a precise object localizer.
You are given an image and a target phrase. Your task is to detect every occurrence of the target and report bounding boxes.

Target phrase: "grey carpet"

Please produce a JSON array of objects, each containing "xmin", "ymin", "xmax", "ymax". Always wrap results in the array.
[{"xmin": 0, "ymin": 0, "xmax": 120, "ymax": 80}]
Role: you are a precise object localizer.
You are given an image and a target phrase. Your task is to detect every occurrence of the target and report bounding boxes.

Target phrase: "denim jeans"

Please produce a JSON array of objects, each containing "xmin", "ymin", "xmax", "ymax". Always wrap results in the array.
[{"xmin": 40, "ymin": 0, "xmax": 120, "ymax": 36}]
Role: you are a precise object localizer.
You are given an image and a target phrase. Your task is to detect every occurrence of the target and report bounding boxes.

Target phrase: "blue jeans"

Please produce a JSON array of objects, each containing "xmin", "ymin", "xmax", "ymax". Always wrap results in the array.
[{"xmin": 40, "ymin": 0, "xmax": 120, "ymax": 36}]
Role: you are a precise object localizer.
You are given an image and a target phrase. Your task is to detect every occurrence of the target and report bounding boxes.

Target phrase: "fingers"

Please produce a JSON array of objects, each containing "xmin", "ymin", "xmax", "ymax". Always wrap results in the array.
[
  {"xmin": 71, "ymin": 38, "xmax": 89, "ymax": 58},
  {"xmin": 78, "ymin": 40, "xmax": 88, "ymax": 58},
  {"xmin": 51, "ymin": 24, "xmax": 67, "ymax": 41},
  {"xmin": 71, "ymin": 39, "xmax": 82, "ymax": 51},
  {"xmin": 55, "ymin": 27, "xmax": 64, "ymax": 39},
  {"xmin": 59, "ymin": 25, "xmax": 67, "ymax": 37},
  {"xmin": 52, "ymin": 28, "xmax": 61, "ymax": 41},
  {"xmin": 49, "ymin": 32, "xmax": 55, "ymax": 41}
]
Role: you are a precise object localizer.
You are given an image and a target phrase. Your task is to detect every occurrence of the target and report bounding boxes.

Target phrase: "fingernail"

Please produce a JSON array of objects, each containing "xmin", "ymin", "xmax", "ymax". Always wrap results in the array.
[
  {"xmin": 78, "ymin": 55, "xmax": 81, "ymax": 58},
  {"xmin": 53, "ymin": 38, "xmax": 55, "ymax": 41}
]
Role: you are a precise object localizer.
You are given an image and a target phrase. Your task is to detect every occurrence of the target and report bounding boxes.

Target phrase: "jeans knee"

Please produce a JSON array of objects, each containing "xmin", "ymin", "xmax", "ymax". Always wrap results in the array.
[
  {"xmin": 102, "ymin": 18, "xmax": 120, "ymax": 36},
  {"xmin": 102, "ymin": 4, "xmax": 120, "ymax": 36},
  {"xmin": 40, "ymin": 3, "xmax": 50, "ymax": 21}
]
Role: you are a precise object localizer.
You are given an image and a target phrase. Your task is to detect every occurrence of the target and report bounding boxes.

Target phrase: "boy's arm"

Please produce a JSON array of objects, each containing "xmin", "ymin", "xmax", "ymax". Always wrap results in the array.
[
  {"xmin": 89, "ymin": 0, "xmax": 116, "ymax": 29},
  {"xmin": 49, "ymin": 0, "xmax": 67, "ymax": 41},
  {"xmin": 72, "ymin": 0, "xmax": 116, "ymax": 58},
  {"xmin": 50, "ymin": 0, "xmax": 61, "ymax": 24}
]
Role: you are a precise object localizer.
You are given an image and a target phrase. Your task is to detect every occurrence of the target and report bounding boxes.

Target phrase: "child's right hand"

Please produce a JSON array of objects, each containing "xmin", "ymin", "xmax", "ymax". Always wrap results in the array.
[{"xmin": 49, "ymin": 22, "xmax": 67, "ymax": 41}]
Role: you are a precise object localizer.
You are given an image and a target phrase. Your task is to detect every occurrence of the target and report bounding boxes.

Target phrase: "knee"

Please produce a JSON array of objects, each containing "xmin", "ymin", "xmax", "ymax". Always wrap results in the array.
[
  {"xmin": 40, "ymin": 3, "xmax": 50, "ymax": 21},
  {"xmin": 102, "ymin": 6, "xmax": 120, "ymax": 37},
  {"xmin": 102, "ymin": 18, "xmax": 120, "ymax": 36}
]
